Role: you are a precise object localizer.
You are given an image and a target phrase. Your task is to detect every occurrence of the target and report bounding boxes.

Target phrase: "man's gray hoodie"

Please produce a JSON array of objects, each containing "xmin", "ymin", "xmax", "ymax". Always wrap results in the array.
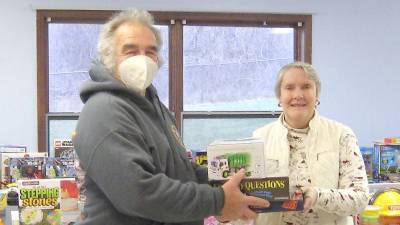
[{"xmin": 74, "ymin": 62, "xmax": 224, "ymax": 225}]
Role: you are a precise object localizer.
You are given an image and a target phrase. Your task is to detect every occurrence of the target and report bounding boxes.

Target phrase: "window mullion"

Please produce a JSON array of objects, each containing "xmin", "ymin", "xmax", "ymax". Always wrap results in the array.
[
  {"xmin": 37, "ymin": 11, "xmax": 50, "ymax": 152},
  {"xmin": 169, "ymin": 19, "xmax": 184, "ymax": 132}
]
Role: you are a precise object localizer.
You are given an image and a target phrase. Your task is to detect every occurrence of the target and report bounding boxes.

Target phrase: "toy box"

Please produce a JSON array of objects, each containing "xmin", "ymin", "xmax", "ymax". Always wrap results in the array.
[
  {"xmin": 210, "ymin": 177, "xmax": 304, "ymax": 213},
  {"xmin": 190, "ymin": 149, "xmax": 207, "ymax": 166},
  {"xmin": 8, "ymin": 156, "xmax": 47, "ymax": 183},
  {"xmin": 373, "ymin": 143, "xmax": 400, "ymax": 181},
  {"xmin": 0, "ymin": 145, "xmax": 26, "ymax": 153},
  {"xmin": 53, "ymin": 139, "xmax": 74, "ymax": 158},
  {"xmin": 18, "ymin": 178, "xmax": 80, "ymax": 225},
  {"xmin": 383, "ymin": 137, "xmax": 400, "ymax": 144},
  {"xmin": 0, "ymin": 152, "xmax": 47, "ymax": 188},
  {"xmin": 360, "ymin": 147, "xmax": 374, "ymax": 181},
  {"xmin": 45, "ymin": 157, "xmax": 77, "ymax": 178},
  {"xmin": 379, "ymin": 145, "xmax": 399, "ymax": 173},
  {"xmin": 207, "ymin": 138, "xmax": 266, "ymax": 180}
]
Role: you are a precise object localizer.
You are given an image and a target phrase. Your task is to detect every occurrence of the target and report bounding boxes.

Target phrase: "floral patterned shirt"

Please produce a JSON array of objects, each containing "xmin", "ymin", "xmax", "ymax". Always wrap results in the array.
[{"xmin": 280, "ymin": 120, "xmax": 369, "ymax": 225}]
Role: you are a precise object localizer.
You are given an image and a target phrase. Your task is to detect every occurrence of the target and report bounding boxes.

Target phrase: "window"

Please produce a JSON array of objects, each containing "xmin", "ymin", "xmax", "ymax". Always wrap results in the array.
[
  {"xmin": 183, "ymin": 26, "xmax": 294, "ymax": 112},
  {"xmin": 46, "ymin": 113, "xmax": 79, "ymax": 156},
  {"xmin": 47, "ymin": 23, "xmax": 169, "ymax": 112},
  {"xmin": 48, "ymin": 23, "xmax": 100, "ymax": 113},
  {"xmin": 37, "ymin": 10, "xmax": 311, "ymax": 152}
]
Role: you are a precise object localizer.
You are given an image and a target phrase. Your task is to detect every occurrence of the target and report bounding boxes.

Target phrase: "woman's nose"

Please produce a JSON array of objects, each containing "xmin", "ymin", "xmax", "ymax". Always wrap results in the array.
[{"xmin": 293, "ymin": 89, "xmax": 304, "ymax": 99}]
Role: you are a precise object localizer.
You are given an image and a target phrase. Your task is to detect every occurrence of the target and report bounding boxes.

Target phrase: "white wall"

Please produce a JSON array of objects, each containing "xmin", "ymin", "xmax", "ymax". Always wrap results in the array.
[{"xmin": 1, "ymin": 0, "xmax": 399, "ymax": 151}]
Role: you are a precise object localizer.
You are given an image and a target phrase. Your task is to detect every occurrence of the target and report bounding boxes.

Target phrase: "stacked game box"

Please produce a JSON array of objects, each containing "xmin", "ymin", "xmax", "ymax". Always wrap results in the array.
[
  {"xmin": 207, "ymin": 138, "xmax": 303, "ymax": 212},
  {"xmin": 0, "ymin": 152, "xmax": 47, "ymax": 188}
]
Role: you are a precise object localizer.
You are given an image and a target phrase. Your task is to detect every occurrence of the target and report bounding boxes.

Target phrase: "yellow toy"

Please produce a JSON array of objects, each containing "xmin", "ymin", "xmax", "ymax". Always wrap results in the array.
[{"xmin": 370, "ymin": 188, "xmax": 400, "ymax": 211}]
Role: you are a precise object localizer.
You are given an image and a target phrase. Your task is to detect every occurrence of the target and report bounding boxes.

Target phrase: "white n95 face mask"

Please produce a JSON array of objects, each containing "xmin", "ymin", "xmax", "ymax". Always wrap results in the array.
[{"xmin": 118, "ymin": 55, "xmax": 159, "ymax": 94}]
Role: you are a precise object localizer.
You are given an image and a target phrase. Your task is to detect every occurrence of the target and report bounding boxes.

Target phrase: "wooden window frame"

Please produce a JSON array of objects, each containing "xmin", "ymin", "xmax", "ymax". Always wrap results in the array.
[{"xmin": 37, "ymin": 10, "xmax": 312, "ymax": 151}]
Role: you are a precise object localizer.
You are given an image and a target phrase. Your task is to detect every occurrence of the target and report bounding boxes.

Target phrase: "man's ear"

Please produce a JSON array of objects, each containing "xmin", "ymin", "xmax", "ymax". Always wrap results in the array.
[{"xmin": 157, "ymin": 55, "xmax": 163, "ymax": 68}]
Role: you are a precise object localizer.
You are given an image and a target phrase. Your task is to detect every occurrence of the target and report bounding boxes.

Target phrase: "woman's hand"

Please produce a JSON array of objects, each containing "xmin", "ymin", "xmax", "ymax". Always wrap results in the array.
[{"xmin": 302, "ymin": 187, "xmax": 318, "ymax": 213}]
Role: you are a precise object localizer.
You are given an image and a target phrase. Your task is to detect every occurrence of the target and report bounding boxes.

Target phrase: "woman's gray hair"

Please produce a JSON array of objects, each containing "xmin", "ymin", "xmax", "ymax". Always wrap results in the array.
[
  {"xmin": 97, "ymin": 9, "xmax": 163, "ymax": 71},
  {"xmin": 274, "ymin": 62, "xmax": 321, "ymax": 98}
]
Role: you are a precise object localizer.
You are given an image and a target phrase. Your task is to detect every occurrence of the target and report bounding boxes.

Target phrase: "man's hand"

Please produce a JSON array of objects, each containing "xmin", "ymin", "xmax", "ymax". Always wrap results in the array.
[{"xmin": 219, "ymin": 169, "xmax": 270, "ymax": 222}]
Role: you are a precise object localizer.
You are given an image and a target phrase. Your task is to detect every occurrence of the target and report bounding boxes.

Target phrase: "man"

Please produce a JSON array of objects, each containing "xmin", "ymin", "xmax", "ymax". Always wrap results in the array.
[{"xmin": 74, "ymin": 9, "xmax": 269, "ymax": 225}]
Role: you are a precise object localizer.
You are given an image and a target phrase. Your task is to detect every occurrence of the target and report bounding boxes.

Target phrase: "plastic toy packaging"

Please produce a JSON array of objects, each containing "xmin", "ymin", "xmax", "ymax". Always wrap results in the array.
[
  {"xmin": 380, "ymin": 146, "xmax": 399, "ymax": 173},
  {"xmin": 361, "ymin": 205, "xmax": 381, "ymax": 225},
  {"xmin": 207, "ymin": 138, "xmax": 266, "ymax": 180}
]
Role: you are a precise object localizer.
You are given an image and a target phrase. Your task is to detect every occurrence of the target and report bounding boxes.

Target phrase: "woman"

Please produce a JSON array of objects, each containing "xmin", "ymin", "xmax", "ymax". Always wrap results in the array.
[{"xmin": 253, "ymin": 62, "xmax": 369, "ymax": 225}]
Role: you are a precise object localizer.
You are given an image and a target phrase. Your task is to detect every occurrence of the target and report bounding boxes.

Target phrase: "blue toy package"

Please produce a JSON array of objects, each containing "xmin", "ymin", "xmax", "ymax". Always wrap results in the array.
[
  {"xmin": 190, "ymin": 149, "xmax": 207, "ymax": 166},
  {"xmin": 360, "ymin": 147, "xmax": 374, "ymax": 181},
  {"xmin": 379, "ymin": 146, "xmax": 399, "ymax": 173},
  {"xmin": 45, "ymin": 157, "xmax": 77, "ymax": 178}
]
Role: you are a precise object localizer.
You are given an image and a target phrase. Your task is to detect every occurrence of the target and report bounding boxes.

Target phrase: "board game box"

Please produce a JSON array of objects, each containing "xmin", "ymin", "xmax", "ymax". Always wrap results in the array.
[
  {"xmin": 210, "ymin": 177, "xmax": 304, "ymax": 212},
  {"xmin": 18, "ymin": 178, "xmax": 80, "ymax": 225},
  {"xmin": 53, "ymin": 139, "xmax": 74, "ymax": 158},
  {"xmin": 0, "ymin": 152, "xmax": 47, "ymax": 188}
]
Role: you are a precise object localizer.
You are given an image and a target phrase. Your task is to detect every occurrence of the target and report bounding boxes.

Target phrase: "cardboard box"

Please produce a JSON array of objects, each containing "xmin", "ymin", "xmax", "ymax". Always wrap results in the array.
[
  {"xmin": 207, "ymin": 138, "xmax": 266, "ymax": 181},
  {"xmin": 18, "ymin": 178, "xmax": 80, "ymax": 225},
  {"xmin": 0, "ymin": 152, "xmax": 47, "ymax": 187},
  {"xmin": 374, "ymin": 144, "xmax": 400, "ymax": 174},
  {"xmin": 0, "ymin": 145, "xmax": 26, "ymax": 153},
  {"xmin": 360, "ymin": 147, "xmax": 374, "ymax": 181},
  {"xmin": 53, "ymin": 139, "xmax": 74, "ymax": 158},
  {"xmin": 45, "ymin": 157, "xmax": 76, "ymax": 178},
  {"xmin": 210, "ymin": 177, "xmax": 304, "ymax": 213}
]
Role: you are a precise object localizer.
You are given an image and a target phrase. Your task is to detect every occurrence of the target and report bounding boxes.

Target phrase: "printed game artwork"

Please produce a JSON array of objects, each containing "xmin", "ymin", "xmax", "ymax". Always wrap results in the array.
[
  {"xmin": 53, "ymin": 139, "xmax": 74, "ymax": 158},
  {"xmin": 211, "ymin": 177, "xmax": 304, "ymax": 213},
  {"xmin": 360, "ymin": 147, "xmax": 374, "ymax": 181},
  {"xmin": 8, "ymin": 157, "xmax": 46, "ymax": 183},
  {"xmin": 0, "ymin": 152, "xmax": 47, "ymax": 188},
  {"xmin": 45, "ymin": 157, "xmax": 76, "ymax": 178},
  {"xmin": 379, "ymin": 145, "xmax": 400, "ymax": 173},
  {"xmin": 191, "ymin": 150, "xmax": 207, "ymax": 166},
  {"xmin": 207, "ymin": 138, "xmax": 266, "ymax": 180},
  {"xmin": 18, "ymin": 178, "xmax": 80, "ymax": 225}
]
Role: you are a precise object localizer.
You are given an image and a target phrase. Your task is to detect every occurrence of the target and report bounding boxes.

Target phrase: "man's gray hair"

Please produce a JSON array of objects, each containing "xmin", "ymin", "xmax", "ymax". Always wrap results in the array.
[
  {"xmin": 274, "ymin": 62, "xmax": 321, "ymax": 98},
  {"xmin": 97, "ymin": 9, "xmax": 163, "ymax": 71}
]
